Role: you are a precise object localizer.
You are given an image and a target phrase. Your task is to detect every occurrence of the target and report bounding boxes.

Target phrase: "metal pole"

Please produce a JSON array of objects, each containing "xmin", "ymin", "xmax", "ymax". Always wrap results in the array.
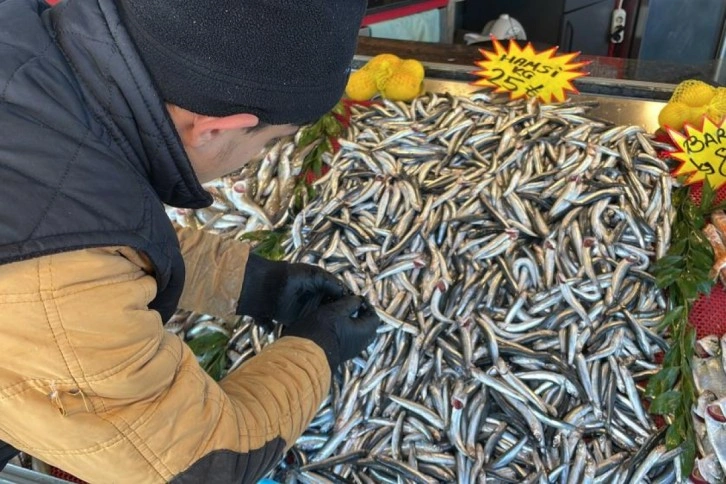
[{"xmin": 714, "ymin": 16, "xmax": 726, "ymax": 83}]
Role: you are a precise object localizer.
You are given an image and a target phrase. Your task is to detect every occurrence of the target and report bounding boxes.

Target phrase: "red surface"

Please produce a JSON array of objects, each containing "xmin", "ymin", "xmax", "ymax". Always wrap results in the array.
[
  {"xmin": 686, "ymin": 182, "xmax": 726, "ymax": 338},
  {"xmin": 362, "ymin": 0, "xmax": 448, "ymax": 26},
  {"xmin": 652, "ymin": 131, "xmax": 726, "ymax": 338},
  {"xmin": 693, "ymin": 284, "xmax": 726, "ymax": 338},
  {"xmin": 50, "ymin": 467, "xmax": 86, "ymax": 484}
]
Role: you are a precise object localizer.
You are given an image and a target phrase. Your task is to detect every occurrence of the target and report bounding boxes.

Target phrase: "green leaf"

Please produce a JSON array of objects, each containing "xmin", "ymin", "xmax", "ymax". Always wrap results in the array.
[
  {"xmin": 302, "ymin": 144, "xmax": 320, "ymax": 172},
  {"xmin": 692, "ymin": 232, "xmax": 715, "ymax": 254},
  {"xmin": 673, "ymin": 185, "xmax": 688, "ymax": 201},
  {"xmin": 696, "ymin": 279, "xmax": 716, "ymax": 296},
  {"xmin": 655, "ymin": 306, "xmax": 685, "ymax": 333},
  {"xmin": 297, "ymin": 126, "xmax": 321, "ymax": 148},
  {"xmin": 681, "ymin": 374, "xmax": 696, "ymax": 403},
  {"xmin": 332, "ymin": 101, "xmax": 347, "ymax": 117},
  {"xmin": 649, "ymin": 390, "xmax": 681, "ymax": 415},
  {"xmin": 646, "ymin": 367, "xmax": 679, "ymax": 398},
  {"xmin": 238, "ymin": 230, "xmax": 273, "ymax": 243},
  {"xmin": 655, "ymin": 270, "xmax": 681, "ymax": 289},
  {"xmin": 187, "ymin": 331, "xmax": 229, "ymax": 355},
  {"xmin": 269, "ymin": 245, "xmax": 285, "ymax": 261},
  {"xmin": 693, "ymin": 215, "xmax": 707, "ymax": 231},
  {"xmin": 668, "ymin": 239, "xmax": 688, "ymax": 256},
  {"xmin": 665, "ymin": 422, "xmax": 683, "ymax": 448},
  {"xmin": 215, "ymin": 352, "xmax": 227, "ymax": 380},
  {"xmin": 312, "ymin": 152, "xmax": 323, "ymax": 176},
  {"xmin": 663, "ymin": 344, "xmax": 682, "ymax": 369},
  {"xmin": 652, "ymin": 254, "xmax": 685, "ymax": 270},
  {"xmin": 680, "ymin": 437, "xmax": 696, "ymax": 478},
  {"xmin": 322, "ymin": 115, "xmax": 342, "ymax": 137},
  {"xmin": 293, "ymin": 182, "xmax": 307, "ymax": 212},
  {"xmin": 691, "ymin": 246, "xmax": 715, "ymax": 268},
  {"xmin": 186, "ymin": 331, "xmax": 229, "ymax": 381},
  {"xmin": 706, "ymin": 199, "xmax": 726, "ymax": 215},
  {"xmin": 701, "ymin": 179, "xmax": 716, "ymax": 212},
  {"xmin": 685, "ymin": 199, "xmax": 701, "ymax": 219},
  {"xmin": 321, "ymin": 137, "xmax": 333, "ymax": 153},
  {"xmin": 674, "ymin": 413, "xmax": 688, "ymax": 439},
  {"xmin": 252, "ymin": 230, "xmax": 288, "ymax": 261},
  {"xmin": 685, "ymin": 326, "xmax": 697, "ymax": 357},
  {"xmin": 676, "ymin": 276, "xmax": 699, "ymax": 300}
]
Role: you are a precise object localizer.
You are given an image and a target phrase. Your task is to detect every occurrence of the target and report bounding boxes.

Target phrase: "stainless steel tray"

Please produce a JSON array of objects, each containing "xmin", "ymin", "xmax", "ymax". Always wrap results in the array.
[
  {"xmin": 0, "ymin": 465, "xmax": 69, "ymax": 484},
  {"xmin": 423, "ymin": 78, "xmax": 666, "ymax": 133}
]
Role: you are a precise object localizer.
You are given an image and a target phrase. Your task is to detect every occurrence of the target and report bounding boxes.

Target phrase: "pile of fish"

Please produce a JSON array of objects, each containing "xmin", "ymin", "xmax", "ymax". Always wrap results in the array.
[
  {"xmin": 693, "ymin": 334, "xmax": 726, "ymax": 483},
  {"xmin": 176, "ymin": 91, "xmax": 682, "ymax": 483},
  {"xmin": 166, "ymin": 134, "xmax": 314, "ymax": 235}
]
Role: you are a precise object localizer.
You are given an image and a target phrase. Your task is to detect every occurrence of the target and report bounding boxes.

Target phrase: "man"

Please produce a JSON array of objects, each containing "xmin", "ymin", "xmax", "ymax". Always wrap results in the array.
[{"xmin": 0, "ymin": 0, "xmax": 379, "ymax": 482}]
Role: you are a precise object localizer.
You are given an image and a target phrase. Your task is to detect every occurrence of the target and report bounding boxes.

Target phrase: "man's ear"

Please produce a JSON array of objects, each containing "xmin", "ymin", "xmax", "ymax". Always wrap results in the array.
[{"xmin": 189, "ymin": 113, "xmax": 260, "ymax": 148}]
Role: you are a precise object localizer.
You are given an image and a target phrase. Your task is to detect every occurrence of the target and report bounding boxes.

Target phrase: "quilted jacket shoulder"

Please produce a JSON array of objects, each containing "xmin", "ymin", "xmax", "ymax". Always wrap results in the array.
[{"xmin": 0, "ymin": 0, "xmax": 212, "ymax": 319}]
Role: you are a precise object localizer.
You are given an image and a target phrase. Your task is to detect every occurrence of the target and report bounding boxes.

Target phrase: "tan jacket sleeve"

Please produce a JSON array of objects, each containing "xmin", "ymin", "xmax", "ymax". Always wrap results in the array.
[
  {"xmin": 176, "ymin": 226, "xmax": 250, "ymax": 319},
  {"xmin": 0, "ymin": 247, "xmax": 330, "ymax": 484}
]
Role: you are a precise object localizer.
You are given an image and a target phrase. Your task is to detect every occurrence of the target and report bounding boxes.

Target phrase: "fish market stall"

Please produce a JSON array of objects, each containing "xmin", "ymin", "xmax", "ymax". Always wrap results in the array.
[
  {"xmin": 165, "ymin": 72, "xmax": 696, "ymax": 482},
  {"xmin": 15, "ymin": 41, "xmax": 726, "ymax": 484}
]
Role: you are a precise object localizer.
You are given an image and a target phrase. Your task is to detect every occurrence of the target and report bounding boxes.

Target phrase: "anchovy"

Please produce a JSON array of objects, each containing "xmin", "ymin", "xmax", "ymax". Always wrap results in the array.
[{"xmin": 173, "ymin": 90, "xmax": 677, "ymax": 482}]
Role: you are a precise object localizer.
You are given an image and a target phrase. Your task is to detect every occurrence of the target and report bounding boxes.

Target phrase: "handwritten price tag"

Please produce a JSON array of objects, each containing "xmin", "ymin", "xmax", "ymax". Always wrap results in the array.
[
  {"xmin": 473, "ymin": 38, "xmax": 589, "ymax": 103},
  {"xmin": 670, "ymin": 116, "xmax": 726, "ymax": 190}
]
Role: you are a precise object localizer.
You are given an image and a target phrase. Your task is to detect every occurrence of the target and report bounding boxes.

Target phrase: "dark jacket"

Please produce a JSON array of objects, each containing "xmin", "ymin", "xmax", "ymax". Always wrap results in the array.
[
  {"xmin": 0, "ymin": 0, "xmax": 213, "ymax": 320},
  {"xmin": 0, "ymin": 0, "xmax": 332, "ymax": 482}
]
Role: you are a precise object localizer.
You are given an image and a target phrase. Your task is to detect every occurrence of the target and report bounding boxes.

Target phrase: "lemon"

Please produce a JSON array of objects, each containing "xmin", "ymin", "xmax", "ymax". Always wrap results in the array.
[
  {"xmin": 706, "ymin": 87, "xmax": 726, "ymax": 123},
  {"xmin": 670, "ymin": 79, "xmax": 716, "ymax": 107},
  {"xmin": 363, "ymin": 54, "xmax": 400, "ymax": 90},
  {"xmin": 658, "ymin": 102, "xmax": 690, "ymax": 131},
  {"xmin": 363, "ymin": 53, "xmax": 402, "ymax": 74},
  {"xmin": 380, "ymin": 70, "xmax": 422, "ymax": 102},
  {"xmin": 356, "ymin": 54, "xmax": 426, "ymax": 101},
  {"xmin": 687, "ymin": 105, "xmax": 708, "ymax": 127},
  {"xmin": 345, "ymin": 69, "xmax": 378, "ymax": 101},
  {"xmin": 397, "ymin": 59, "xmax": 425, "ymax": 81}
]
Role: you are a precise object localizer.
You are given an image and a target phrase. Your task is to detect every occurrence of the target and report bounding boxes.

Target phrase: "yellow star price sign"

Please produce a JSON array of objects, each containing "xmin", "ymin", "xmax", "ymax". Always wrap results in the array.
[
  {"xmin": 473, "ymin": 38, "xmax": 589, "ymax": 104},
  {"xmin": 669, "ymin": 116, "xmax": 726, "ymax": 190}
]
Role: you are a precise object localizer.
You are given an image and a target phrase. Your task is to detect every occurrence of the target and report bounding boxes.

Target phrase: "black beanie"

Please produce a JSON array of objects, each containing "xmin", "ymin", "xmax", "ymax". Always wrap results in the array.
[{"xmin": 114, "ymin": 0, "xmax": 366, "ymax": 125}]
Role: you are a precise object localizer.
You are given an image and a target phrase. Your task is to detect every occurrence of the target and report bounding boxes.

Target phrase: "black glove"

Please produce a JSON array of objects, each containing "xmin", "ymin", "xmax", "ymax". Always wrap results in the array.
[
  {"xmin": 284, "ymin": 295, "xmax": 380, "ymax": 370},
  {"xmin": 237, "ymin": 253, "xmax": 349, "ymax": 328}
]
